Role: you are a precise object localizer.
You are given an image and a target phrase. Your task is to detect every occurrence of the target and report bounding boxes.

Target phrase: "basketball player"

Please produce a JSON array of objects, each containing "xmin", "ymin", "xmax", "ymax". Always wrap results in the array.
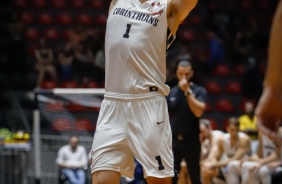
[
  {"xmin": 90, "ymin": 0, "xmax": 198, "ymax": 183},
  {"xmin": 227, "ymin": 131, "xmax": 278, "ymax": 184},
  {"xmin": 255, "ymin": 2, "xmax": 282, "ymax": 182},
  {"xmin": 200, "ymin": 119, "xmax": 224, "ymax": 162},
  {"xmin": 201, "ymin": 117, "xmax": 250, "ymax": 184},
  {"xmin": 255, "ymin": 0, "xmax": 282, "ymax": 143}
]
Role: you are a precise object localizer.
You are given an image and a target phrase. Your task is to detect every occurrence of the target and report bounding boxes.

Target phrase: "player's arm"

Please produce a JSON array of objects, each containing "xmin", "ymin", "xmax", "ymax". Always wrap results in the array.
[
  {"xmin": 206, "ymin": 134, "xmax": 224, "ymax": 161},
  {"xmin": 171, "ymin": 0, "xmax": 198, "ymax": 24},
  {"xmin": 213, "ymin": 136, "xmax": 250, "ymax": 168},
  {"xmin": 109, "ymin": 0, "xmax": 118, "ymax": 13},
  {"xmin": 248, "ymin": 131, "xmax": 263, "ymax": 161},
  {"xmin": 264, "ymin": 0, "xmax": 282, "ymax": 90},
  {"xmin": 213, "ymin": 136, "xmax": 224, "ymax": 162},
  {"xmin": 259, "ymin": 151, "xmax": 279, "ymax": 166},
  {"xmin": 185, "ymin": 89, "xmax": 206, "ymax": 117}
]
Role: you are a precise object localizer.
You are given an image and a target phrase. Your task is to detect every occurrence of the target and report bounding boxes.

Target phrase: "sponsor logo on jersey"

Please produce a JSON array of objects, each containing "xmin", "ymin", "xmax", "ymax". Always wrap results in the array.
[{"xmin": 149, "ymin": 2, "xmax": 165, "ymax": 15}]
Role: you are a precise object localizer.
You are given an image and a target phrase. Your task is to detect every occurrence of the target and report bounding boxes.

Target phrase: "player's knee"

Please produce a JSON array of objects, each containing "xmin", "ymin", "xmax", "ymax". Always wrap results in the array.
[
  {"xmin": 258, "ymin": 166, "xmax": 269, "ymax": 178},
  {"xmin": 146, "ymin": 176, "xmax": 172, "ymax": 184},
  {"xmin": 227, "ymin": 160, "xmax": 239, "ymax": 172},
  {"xmin": 92, "ymin": 170, "xmax": 120, "ymax": 184}
]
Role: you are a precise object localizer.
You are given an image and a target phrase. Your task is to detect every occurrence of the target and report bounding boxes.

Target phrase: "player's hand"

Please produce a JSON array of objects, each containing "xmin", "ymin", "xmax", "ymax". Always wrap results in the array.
[
  {"xmin": 255, "ymin": 87, "xmax": 282, "ymax": 143},
  {"xmin": 266, "ymin": 161, "xmax": 281, "ymax": 171},
  {"xmin": 178, "ymin": 77, "xmax": 189, "ymax": 93},
  {"xmin": 249, "ymin": 162, "xmax": 263, "ymax": 171}
]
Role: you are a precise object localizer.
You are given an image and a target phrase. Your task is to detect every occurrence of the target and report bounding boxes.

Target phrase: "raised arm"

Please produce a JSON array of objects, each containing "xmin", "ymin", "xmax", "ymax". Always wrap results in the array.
[
  {"xmin": 255, "ymin": 0, "xmax": 282, "ymax": 142},
  {"xmin": 168, "ymin": 0, "xmax": 198, "ymax": 34},
  {"xmin": 109, "ymin": 0, "xmax": 118, "ymax": 13},
  {"xmin": 171, "ymin": 0, "xmax": 198, "ymax": 23}
]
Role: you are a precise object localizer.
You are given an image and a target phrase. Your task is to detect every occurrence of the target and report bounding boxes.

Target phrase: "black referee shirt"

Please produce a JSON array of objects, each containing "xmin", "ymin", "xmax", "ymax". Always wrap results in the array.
[{"xmin": 167, "ymin": 84, "xmax": 207, "ymax": 141}]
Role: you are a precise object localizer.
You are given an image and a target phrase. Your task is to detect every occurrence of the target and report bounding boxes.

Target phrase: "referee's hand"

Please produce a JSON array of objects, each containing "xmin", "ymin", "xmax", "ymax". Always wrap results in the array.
[{"xmin": 178, "ymin": 77, "xmax": 189, "ymax": 92}]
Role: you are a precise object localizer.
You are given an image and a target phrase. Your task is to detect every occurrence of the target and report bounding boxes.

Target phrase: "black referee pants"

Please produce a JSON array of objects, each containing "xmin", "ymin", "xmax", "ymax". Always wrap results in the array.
[{"xmin": 172, "ymin": 139, "xmax": 201, "ymax": 184}]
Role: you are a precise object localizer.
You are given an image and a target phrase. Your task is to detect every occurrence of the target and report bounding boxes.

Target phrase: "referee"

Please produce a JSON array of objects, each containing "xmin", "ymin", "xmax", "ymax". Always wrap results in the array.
[{"xmin": 167, "ymin": 60, "xmax": 207, "ymax": 184}]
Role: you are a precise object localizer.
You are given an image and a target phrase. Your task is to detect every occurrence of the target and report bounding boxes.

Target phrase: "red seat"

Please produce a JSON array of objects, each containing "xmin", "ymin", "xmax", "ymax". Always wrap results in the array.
[
  {"xmin": 240, "ymin": 0, "xmax": 253, "ymax": 10},
  {"xmin": 215, "ymin": 99, "xmax": 234, "ymax": 112},
  {"xmin": 205, "ymin": 102, "xmax": 213, "ymax": 112},
  {"xmin": 95, "ymin": 14, "xmax": 107, "ymax": 25},
  {"xmin": 25, "ymin": 28, "xmax": 40, "ymax": 41},
  {"xmin": 259, "ymin": 0, "xmax": 271, "ymax": 11},
  {"xmin": 47, "ymin": 101, "xmax": 64, "ymax": 111},
  {"xmin": 38, "ymin": 13, "xmax": 53, "ymax": 24},
  {"xmin": 75, "ymin": 119, "xmax": 93, "ymax": 131},
  {"xmin": 57, "ymin": 13, "xmax": 73, "ymax": 25},
  {"xmin": 66, "ymin": 103, "xmax": 85, "ymax": 111},
  {"xmin": 207, "ymin": 118, "xmax": 218, "ymax": 130},
  {"xmin": 234, "ymin": 64, "xmax": 245, "ymax": 76},
  {"xmin": 28, "ymin": 45, "xmax": 36, "ymax": 56},
  {"xmin": 88, "ymin": 81, "xmax": 98, "ymax": 88},
  {"xmin": 222, "ymin": 118, "xmax": 229, "ymax": 132},
  {"xmin": 178, "ymin": 29, "xmax": 195, "ymax": 41},
  {"xmin": 21, "ymin": 12, "xmax": 34, "ymax": 24},
  {"xmin": 41, "ymin": 80, "xmax": 56, "ymax": 89},
  {"xmin": 44, "ymin": 28, "xmax": 59, "ymax": 40},
  {"xmin": 33, "ymin": 0, "xmax": 47, "ymax": 8},
  {"xmin": 189, "ymin": 15, "xmax": 201, "ymax": 26},
  {"xmin": 205, "ymin": 81, "xmax": 222, "ymax": 94},
  {"xmin": 225, "ymin": 81, "xmax": 241, "ymax": 94},
  {"xmin": 62, "ymin": 29, "xmax": 71, "ymax": 40},
  {"xmin": 89, "ymin": 0, "xmax": 104, "ymax": 9},
  {"xmin": 61, "ymin": 81, "xmax": 78, "ymax": 88},
  {"xmin": 51, "ymin": 0, "xmax": 66, "ymax": 8},
  {"xmin": 52, "ymin": 119, "xmax": 71, "ymax": 131},
  {"xmin": 13, "ymin": 0, "xmax": 27, "ymax": 8},
  {"xmin": 77, "ymin": 14, "xmax": 92, "ymax": 25},
  {"xmin": 72, "ymin": 0, "xmax": 85, "ymax": 8},
  {"xmin": 213, "ymin": 65, "xmax": 230, "ymax": 76}
]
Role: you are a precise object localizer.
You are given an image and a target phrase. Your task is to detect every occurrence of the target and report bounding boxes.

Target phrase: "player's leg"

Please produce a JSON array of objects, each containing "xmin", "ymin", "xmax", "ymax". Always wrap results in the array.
[
  {"xmin": 243, "ymin": 161, "xmax": 261, "ymax": 184},
  {"xmin": 92, "ymin": 170, "xmax": 120, "ymax": 184},
  {"xmin": 90, "ymin": 99, "xmax": 135, "ymax": 184},
  {"xmin": 127, "ymin": 96, "xmax": 174, "ymax": 183},
  {"xmin": 258, "ymin": 165, "xmax": 271, "ymax": 184},
  {"xmin": 226, "ymin": 160, "xmax": 240, "ymax": 184},
  {"xmin": 146, "ymin": 176, "xmax": 172, "ymax": 184},
  {"xmin": 201, "ymin": 166, "xmax": 218, "ymax": 184},
  {"xmin": 178, "ymin": 160, "xmax": 191, "ymax": 184}
]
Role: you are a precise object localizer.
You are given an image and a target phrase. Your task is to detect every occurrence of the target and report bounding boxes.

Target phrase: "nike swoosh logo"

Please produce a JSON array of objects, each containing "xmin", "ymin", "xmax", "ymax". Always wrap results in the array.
[
  {"xmin": 157, "ymin": 121, "xmax": 164, "ymax": 124},
  {"xmin": 170, "ymin": 97, "xmax": 176, "ymax": 101}
]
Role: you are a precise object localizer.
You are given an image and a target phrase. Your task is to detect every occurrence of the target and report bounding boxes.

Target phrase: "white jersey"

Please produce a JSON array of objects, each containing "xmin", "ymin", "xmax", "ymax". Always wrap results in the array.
[
  {"xmin": 212, "ymin": 130, "xmax": 224, "ymax": 138},
  {"xmin": 105, "ymin": 0, "xmax": 173, "ymax": 96},
  {"xmin": 223, "ymin": 132, "xmax": 248, "ymax": 158},
  {"xmin": 261, "ymin": 134, "xmax": 276, "ymax": 158},
  {"xmin": 201, "ymin": 130, "xmax": 224, "ymax": 159}
]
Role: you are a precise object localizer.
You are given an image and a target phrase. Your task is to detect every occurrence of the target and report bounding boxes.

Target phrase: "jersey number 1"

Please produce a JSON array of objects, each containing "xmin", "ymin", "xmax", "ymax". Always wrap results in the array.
[
  {"xmin": 155, "ymin": 155, "xmax": 165, "ymax": 170},
  {"xmin": 123, "ymin": 24, "xmax": 132, "ymax": 38}
]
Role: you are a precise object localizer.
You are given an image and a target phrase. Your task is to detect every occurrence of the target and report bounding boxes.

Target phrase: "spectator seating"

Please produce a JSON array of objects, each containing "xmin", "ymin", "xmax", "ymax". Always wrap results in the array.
[
  {"xmin": 215, "ymin": 99, "xmax": 234, "ymax": 112},
  {"xmin": 205, "ymin": 81, "xmax": 222, "ymax": 94},
  {"xmin": 225, "ymin": 81, "xmax": 241, "ymax": 94}
]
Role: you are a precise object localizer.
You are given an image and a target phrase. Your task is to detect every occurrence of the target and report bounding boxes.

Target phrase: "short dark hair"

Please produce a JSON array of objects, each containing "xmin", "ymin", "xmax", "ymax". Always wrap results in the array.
[
  {"xmin": 227, "ymin": 117, "xmax": 240, "ymax": 127},
  {"xmin": 200, "ymin": 119, "xmax": 211, "ymax": 128},
  {"xmin": 178, "ymin": 60, "xmax": 192, "ymax": 68}
]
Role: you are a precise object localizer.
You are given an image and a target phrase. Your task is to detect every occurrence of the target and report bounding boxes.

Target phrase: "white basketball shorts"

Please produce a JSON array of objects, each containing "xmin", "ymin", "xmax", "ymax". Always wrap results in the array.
[{"xmin": 90, "ymin": 92, "xmax": 174, "ymax": 179}]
